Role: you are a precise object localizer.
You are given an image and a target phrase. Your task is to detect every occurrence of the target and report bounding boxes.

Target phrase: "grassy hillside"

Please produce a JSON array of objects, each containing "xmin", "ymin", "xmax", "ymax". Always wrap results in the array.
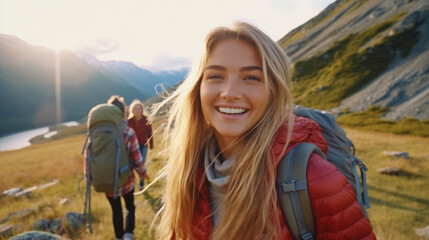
[
  {"xmin": 0, "ymin": 122, "xmax": 428, "ymax": 239},
  {"xmin": 344, "ymin": 128, "xmax": 429, "ymax": 240},
  {"xmin": 0, "ymin": 120, "xmax": 166, "ymax": 240},
  {"xmin": 337, "ymin": 105, "xmax": 429, "ymax": 137},
  {"xmin": 279, "ymin": 0, "xmax": 354, "ymax": 50},
  {"xmin": 292, "ymin": 12, "xmax": 421, "ymax": 110}
]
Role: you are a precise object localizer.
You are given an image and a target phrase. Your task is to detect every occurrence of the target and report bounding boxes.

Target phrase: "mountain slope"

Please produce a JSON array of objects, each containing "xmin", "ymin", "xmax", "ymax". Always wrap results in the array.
[
  {"xmin": 0, "ymin": 35, "xmax": 144, "ymax": 134},
  {"xmin": 0, "ymin": 34, "xmax": 187, "ymax": 135},
  {"xmin": 78, "ymin": 56, "xmax": 188, "ymax": 99},
  {"xmin": 279, "ymin": 0, "xmax": 429, "ymax": 120}
]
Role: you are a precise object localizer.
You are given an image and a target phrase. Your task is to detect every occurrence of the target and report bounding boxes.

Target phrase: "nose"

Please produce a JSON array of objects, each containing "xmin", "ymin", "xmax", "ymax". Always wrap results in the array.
[{"xmin": 220, "ymin": 76, "xmax": 241, "ymax": 100}]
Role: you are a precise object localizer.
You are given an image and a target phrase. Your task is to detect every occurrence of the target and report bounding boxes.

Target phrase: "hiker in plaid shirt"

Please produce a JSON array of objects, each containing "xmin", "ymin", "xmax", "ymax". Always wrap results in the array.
[
  {"xmin": 85, "ymin": 95, "xmax": 145, "ymax": 240},
  {"xmin": 104, "ymin": 125, "xmax": 146, "ymax": 198}
]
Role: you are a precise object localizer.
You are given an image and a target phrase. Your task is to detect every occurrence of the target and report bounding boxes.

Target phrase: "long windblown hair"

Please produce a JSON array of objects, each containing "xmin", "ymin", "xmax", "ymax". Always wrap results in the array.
[{"xmin": 151, "ymin": 21, "xmax": 294, "ymax": 240}]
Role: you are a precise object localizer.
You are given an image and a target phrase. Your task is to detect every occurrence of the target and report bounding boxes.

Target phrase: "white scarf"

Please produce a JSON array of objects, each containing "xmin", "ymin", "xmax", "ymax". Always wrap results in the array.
[{"xmin": 204, "ymin": 136, "xmax": 234, "ymax": 226}]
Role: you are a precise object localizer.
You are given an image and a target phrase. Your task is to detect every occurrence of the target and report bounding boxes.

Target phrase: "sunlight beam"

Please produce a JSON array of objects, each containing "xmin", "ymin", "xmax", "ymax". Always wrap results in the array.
[{"xmin": 55, "ymin": 50, "xmax": 62, "ymax": 124}]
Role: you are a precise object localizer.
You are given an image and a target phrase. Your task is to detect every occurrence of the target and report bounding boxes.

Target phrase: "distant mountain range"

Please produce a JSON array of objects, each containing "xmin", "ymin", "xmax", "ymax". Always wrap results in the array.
[
  {"xmin": 76, "ymin": 53, "xmax": 188, "ymax": 97},
  {"xmin": 0, "ymin": 34, "xmax": 187, "ymax": 135},
  {"xmin": 279, "ymin": 0, "xmax": 428, "ymax": 120}
]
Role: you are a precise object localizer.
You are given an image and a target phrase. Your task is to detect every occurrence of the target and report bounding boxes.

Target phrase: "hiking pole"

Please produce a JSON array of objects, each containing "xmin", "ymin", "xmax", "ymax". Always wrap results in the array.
[
  {"xmin": 84, "ymin": 155, "xmax": 93, "ymax": 234},
  {"xmin": 86, "ymin": 179, "xmax": 93, "ymax": 234}
]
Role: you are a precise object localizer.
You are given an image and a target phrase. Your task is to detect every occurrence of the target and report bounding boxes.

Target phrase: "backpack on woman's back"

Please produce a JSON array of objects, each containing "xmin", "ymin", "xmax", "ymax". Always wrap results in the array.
[{"xmin": 277, "ymin": 105, "xmax": 371, "ymax": 240}]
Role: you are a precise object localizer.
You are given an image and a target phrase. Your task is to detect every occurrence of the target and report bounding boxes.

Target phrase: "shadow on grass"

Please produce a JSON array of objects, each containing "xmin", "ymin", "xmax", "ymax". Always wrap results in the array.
[
  {"xmin": 369, "ymin": 196, "xmax": 429, "ymax": 215},
  {"xmin": 378, "ymin": 168, "xmax": 423, "ymax": 179},
  {"xmin": 143, "ymin": 192, "xmax": 162, "ymax": 213},
  {"xmin": 368, "ymin": 185, "xmax": 429, "ymax": 214}
]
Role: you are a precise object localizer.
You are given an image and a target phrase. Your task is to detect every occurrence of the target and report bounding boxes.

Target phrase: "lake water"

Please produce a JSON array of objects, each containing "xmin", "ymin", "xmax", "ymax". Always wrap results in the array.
[{"xmin": 0, "ymin": 121, "xmax": 79, "ymax": 152}]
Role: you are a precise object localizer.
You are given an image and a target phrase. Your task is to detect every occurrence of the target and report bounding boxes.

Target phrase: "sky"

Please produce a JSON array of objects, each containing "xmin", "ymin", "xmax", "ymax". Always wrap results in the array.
[{"xmin": 1, "ymin": 0, "xmax": 335, "ymax": 71}]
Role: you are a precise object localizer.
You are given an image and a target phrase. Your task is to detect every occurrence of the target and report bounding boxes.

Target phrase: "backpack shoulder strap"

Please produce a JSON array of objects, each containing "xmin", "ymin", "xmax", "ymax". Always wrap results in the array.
[{"xmin": 277, "ymin": 142, "xmax": 325, "ymax": 240}]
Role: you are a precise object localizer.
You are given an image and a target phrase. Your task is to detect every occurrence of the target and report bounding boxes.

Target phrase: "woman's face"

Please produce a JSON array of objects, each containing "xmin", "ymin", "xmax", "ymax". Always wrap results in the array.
[
  {"xmin": 200, "ymin": 39, "xmax": 269, "ymax": 155},
  {"xmin": 133, "ymin": 104, "xmax": 143, "ymax": 116}
]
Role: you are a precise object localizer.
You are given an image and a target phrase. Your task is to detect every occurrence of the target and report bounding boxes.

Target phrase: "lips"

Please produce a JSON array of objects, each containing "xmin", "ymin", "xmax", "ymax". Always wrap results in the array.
[{"xmin": 217, "ymin": 107, "xmax": 248, "ymax": 115}]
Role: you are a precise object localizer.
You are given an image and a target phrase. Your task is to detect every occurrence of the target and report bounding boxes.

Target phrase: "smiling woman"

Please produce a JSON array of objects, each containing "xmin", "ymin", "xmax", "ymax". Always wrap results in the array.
[
  {"xmin": 149, "ymin": 21, "xmax": 376, "ymax": 240},
  {"xmin": 200, "ymin": 39, "xmax": 269, "ymax": 158}
]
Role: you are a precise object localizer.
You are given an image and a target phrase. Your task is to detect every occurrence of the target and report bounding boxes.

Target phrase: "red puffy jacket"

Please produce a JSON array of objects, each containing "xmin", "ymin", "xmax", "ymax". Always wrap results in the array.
[{"xmin": 189, "ymin": 116, "xmax": 376, "ymax": 239}]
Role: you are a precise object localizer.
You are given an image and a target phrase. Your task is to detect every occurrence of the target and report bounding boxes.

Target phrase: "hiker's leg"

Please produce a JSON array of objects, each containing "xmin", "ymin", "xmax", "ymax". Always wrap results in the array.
[
  {"xmin": 140, "ymin": 145, "xmax": 148, "ymax": 164},
  {"xmin": 107, "ymin": 195, "xmax": 124, "ymax": 239},
  {"xmin": 139, "ymin": 145, "xmax": 148, "ymax": 189},
  {"xmin": 123, "ymin": 190, "xmax": 135, "ymax": 234}
]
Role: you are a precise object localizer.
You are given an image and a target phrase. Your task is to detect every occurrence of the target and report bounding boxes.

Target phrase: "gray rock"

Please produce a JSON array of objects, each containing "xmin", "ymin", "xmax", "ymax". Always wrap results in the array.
[
  {"xmin": 317, "ymin": 85, "xmax": 328, "ymax": 92},
  {"xmin": 416, "ymin": 225, "xmax": 429, "ymax": 238},
  {"xmin": 49, "ymin": 218, "xmax": 64, "ymax": 235},
  {"xmin": 377, "ymin": 166, "xmax": 401, "ymax": 175},
  {"xmin": 64, "ymin": 212, "xmax": 85, "ymax": 231},
  {"xmin": 1, "ymin": 208, "xmax": 33, "ymax": 223},
  {"xmin": 283, "ymin": 0, "xmax": 429, "ymax": 121},
  {"xmin": 2, "ymin": 187, "xmax": 22, "ymax": 196},
  {"xmin": 58, "ymin": 198, "xmax": 71, "ymax": 205},
  {"xmin": 9, "ymin": 230, "xmax": 68, "ymax": 240},
  {"xmin": 382, "ymin": 151, "xmax": 409, "ymax": 159},
  {"xmin": 0, "ymin": 224, "xmax": 14, "ymax": 238},
  {"xmin": 38, "ymin": 179, "xmax": 59, "ymax": 190},
  {"xmin": 14, "ymin": 186, "xmax": 37, "ymax": 198},
  {"xmin": 34, "ymin": 219, "xmax": 51, "ymax": 231},
  {"xmin": 3, "ymin": 180, "xmax": 60, "ymax": 198}
]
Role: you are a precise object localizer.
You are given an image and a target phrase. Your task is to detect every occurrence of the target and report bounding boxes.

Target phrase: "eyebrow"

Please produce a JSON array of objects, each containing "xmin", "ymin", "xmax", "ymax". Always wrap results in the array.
[
  {"xmin": 204, "ymin": 65, "xmax": 262, "ymax": 72},
  {"xmin": 240, "ymin": 66, "xmax": 262, "ymax": 72}
]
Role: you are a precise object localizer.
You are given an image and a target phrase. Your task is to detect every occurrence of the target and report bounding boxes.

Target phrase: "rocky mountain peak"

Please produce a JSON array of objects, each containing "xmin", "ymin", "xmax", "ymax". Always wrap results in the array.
[{"xmin": 280, "ymin": 0, "xmax": 429, "ymax": 120}]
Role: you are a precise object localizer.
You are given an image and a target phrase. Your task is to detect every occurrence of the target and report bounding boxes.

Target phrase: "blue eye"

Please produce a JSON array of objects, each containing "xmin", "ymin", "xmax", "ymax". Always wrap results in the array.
[
  {"xmin": 245, "ymin": 76, "xmax": 260, "ymax": 81},
  {"xmin": 208, "ymin": 74, "xmax": 223, "ymax": 80}
]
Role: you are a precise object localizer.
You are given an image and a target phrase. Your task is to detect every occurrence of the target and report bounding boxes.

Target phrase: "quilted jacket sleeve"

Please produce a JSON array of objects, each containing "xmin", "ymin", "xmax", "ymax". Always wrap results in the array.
[{"xmin": 307, "ymin": 153, "xmax": 376, "ymax": 239}]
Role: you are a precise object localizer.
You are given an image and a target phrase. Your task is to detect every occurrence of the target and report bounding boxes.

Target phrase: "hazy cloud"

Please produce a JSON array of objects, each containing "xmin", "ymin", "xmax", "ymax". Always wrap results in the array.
[
  {"xmin": 76, "ymin": 39, "xmax": 120, "ymax": 56},
  {"xmin": 140, "ymin": 54, "xmax": 192, "ymax": 71},
  {"xmin": 2, "ymin": 0, "xmax": 335, "ymax": 70}
]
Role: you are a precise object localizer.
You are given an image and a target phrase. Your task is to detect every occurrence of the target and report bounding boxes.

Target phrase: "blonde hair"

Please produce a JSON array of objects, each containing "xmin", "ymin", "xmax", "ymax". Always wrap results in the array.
[
  {"xmin": 128, "ymin": 99, "xmax": 146, "ymax": 119},
  {"xmin": 152, "ymin": 21, "xmax": 294, "ymax": 240}
]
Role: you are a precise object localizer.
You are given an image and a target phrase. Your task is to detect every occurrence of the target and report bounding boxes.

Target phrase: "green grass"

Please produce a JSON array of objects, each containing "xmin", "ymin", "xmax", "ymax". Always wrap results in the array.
[
  {"xmin": 292, "ymin": 12, "xmax": 420, "ymax": 110},
  {"xmin": 1, "ymin": 119, "xmax": 429, "ymax": 239},
  {"xmin": 344, "ymin": 128, "xmax": 429, "ymax": 240},
  {"xmin": 29, "ymin": 123, "xmax": 86, "ymax": 145},
  {"xmin": 0, "ymin": 121, "xmax": 166, "ymax": 240},
  {"xmin": 337, "ymin": 105, "xmax": 429, "ymax": 137}
]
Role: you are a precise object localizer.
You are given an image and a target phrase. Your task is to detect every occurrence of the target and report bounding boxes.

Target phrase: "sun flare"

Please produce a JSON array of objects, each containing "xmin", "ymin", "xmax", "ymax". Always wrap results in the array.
[{"xmin": 1, "ymin": 0, "xmax": 334, "ymax": 70}]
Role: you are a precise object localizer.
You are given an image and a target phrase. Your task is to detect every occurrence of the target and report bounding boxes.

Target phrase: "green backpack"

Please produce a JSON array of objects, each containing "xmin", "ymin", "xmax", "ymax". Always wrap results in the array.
[
  {"xmin": 81, "ymin": 104, "xmax": 131, "ymax": 233},
  {"xmin": 83, "ymin": 103, "xmax": 131, "ymax": 196},
  {"xmin": 276, "ymin": 106, "xmax": 370, "ymax": 240}
]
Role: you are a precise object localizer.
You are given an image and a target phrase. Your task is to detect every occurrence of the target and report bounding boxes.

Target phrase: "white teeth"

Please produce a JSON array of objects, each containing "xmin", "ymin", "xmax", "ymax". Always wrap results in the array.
[{"xmin": 218, "ymin": 107, "xmax": 246, "ymax": 114}]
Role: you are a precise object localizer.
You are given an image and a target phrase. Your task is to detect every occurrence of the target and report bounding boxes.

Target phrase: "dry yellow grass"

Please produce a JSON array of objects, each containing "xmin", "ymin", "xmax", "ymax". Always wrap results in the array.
[
  {"xmin": 0, "ymin": 134, "xmax": 85, "ymax": 193},
  {"xmin": 0, "ymin": 125, "xmax": 428, "ymax": 239},
  {"xmin": 344, "ymin": 128, "xmax": 429, "ymax": 240},
  {"xmin": 0, "ymin": 123, "xmax": 165, "ymax": 240}
]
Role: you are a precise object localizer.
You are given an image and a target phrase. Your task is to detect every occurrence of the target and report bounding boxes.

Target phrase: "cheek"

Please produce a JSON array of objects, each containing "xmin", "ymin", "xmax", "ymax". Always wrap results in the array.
[
  {"xmin": 199, "ymin": 83, "xmax": 209, "ymax": 117},
  {"xmin": 200, "ymin": 82, "xmax": 213, "ymax": 109},
  {"xmin": 200, "ymin": 82, "xmax": 220, "ymax": 125},
  {"xmin": 252, "ymin": 90, "xmax": 270, "ymax": 118}
]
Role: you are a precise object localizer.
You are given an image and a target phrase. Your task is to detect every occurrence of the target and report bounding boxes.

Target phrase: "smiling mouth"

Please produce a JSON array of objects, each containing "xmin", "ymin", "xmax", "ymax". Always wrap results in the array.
[{"xmin": 217, "ymin": 107, "xmax": 248, "ymax": 115}]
